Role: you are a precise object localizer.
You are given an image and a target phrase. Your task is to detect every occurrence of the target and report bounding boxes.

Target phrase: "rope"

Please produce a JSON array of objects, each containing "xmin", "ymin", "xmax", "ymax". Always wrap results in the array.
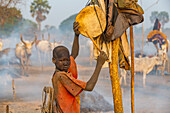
[
  {"xmin": 41, "ymin": 86, "xmax": 54, "ymax": 113},
  {"xmin": 85, "ymin": 0, "xmax": 91, "ymax": 6},
  {"xmin": 92, "ymin": 1, "xmax": 110, "ymax": 58}
]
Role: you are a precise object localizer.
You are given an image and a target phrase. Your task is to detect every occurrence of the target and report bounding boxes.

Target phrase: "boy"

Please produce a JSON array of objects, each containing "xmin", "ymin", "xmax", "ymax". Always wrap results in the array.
[{"xmin": 52, "ymin": 22, "xmax": 107, "ymax": 113}]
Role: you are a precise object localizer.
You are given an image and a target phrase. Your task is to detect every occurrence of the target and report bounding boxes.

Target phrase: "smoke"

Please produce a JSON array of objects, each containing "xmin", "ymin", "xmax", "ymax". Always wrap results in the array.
[{"xmin": 0, "ymin": 73, "xmax": 12, "ymax": 87}]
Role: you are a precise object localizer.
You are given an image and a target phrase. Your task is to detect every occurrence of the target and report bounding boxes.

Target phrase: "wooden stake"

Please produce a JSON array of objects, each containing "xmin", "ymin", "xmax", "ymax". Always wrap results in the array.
[
  {"xmin": 141, "ymin": 23, "xmax": 145, "ymax": 57},
  {"xmin": 12, "ymin": 79, "xmax": 15, "ymax": 101},
  {"xmin": 140, "ymin": 0, "xmax": 144, "ymax": 57},
  {"xmin": 109, "ymin": 38, "xmax": 124, "ymax": 113},
  {"xmin": 130, "ymin": 26, "xmax": 135, "ymax": 113},
  {"xmin": 6, "ymin": 105, "xmax": 9, "ymax": 113}
]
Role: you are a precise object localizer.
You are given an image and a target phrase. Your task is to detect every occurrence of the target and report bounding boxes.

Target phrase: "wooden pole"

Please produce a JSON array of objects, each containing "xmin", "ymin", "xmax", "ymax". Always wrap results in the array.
[
  {"xmin": 12, "ymin": 79, "xmax": 15, "ymax": 101},
  {"xmin": 6, "ymin": 105, "xmax": 9, "ymax": 113},
  {"xmin": 140, "ymin": 0, "xmax": 144, "ymax": 57},
  {"xmin": 86, "ymin": 31, "xmax": 102, "ymax": 52},
  {"xmin": 109, "ymin": 38, "xmax": 124, "ymax": 113},
  {"xmin": 130, "ymin": 26, "xmax": 135, "ymax": 113},
  {"xmin": 141, "ymin": 22, "xmax": 145, "ymax": 57},
  {"xmin": 168, "ymin": 59, "xmax": 169, "ymax": 73}
]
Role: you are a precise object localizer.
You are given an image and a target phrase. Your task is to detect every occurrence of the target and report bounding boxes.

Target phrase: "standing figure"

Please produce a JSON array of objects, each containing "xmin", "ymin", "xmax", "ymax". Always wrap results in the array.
[{"xmin": 52, "ymin": 22, "xmax": 108, "ymax": 113}]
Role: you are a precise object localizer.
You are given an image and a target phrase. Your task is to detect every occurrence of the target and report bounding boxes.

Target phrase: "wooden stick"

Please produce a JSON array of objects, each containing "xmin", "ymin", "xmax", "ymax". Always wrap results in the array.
[
  {"xmin": 141, "ymin": 23, "xmax": 145, "ymax": 57},
  {"xmin": 6, "ymin": 105, "xmax": 9, "ymax": 113},
  {"xmin": 85, "ymin": 31, "xmax": 102, "ymax": 52},
  {"xmin": 109, "ymin": 39, "xmax": 124, "ymax": 113},
  {"xmin": 12, "ymin": 79, "xmax": 15, "ymax": 101},
  {"xmin": 130, "ymin": 26, "xmax": 135, "ymax": 113},
  {"xmin": 85, "ymin": 31, "xmax": 109, "ymax": 62}
]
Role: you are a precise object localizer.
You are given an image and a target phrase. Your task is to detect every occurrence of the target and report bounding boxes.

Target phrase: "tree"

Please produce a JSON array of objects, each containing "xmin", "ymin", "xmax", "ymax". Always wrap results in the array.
[
  {"xmin": 150, "ymin": 11, "xmax": 169, "ymax": 29},
  {"xmin": 150, "ymin": 11, "xmax": 159, "ymax": 24},
  {"xmin": 30, "ymin": 0, "xmax": 51, "ymax": 31},
  {"xmin": 0, "ymin": 18, "xmax": 38, "ymax": 37},
  {"xmin": 158, "ymin": 11, "xmax": 169, "ymax": 29},
  {"xmin": 0, "ymin": 0, "xmax": 23, "ymax": 28},
  {"xmin": 59, "ymin": 14, "xmax": 77, "ymax": 33}
]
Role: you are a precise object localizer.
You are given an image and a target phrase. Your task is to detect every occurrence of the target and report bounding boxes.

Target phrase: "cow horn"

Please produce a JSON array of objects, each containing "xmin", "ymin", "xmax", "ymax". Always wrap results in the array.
[
  {"xmin": 48, "ymin": 33, "xmax": 50, "ymax": 41},
  {"xmin": 42, "ymin": 34, "xmax": 44, "ymax": 40},
  {"xmin": 32, "ymin": 33, "xmax": 37, "ymax": 45},
  {"xmin": 20, "ymin": 33, "xmax": 26, "ymax": 45}
]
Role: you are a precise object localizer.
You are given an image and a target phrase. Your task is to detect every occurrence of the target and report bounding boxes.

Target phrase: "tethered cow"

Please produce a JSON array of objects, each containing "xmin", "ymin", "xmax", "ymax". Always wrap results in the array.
[{"xmin": 15, "ymin": 34, "xmax": 37, "ymax": 70}]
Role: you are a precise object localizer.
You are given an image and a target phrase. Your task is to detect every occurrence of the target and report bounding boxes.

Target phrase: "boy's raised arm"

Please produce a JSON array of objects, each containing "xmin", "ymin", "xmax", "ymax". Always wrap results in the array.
[
  {"xmin": 71, "ymin": 22, "xmax": 80, "ymax": 59},
  {"xmin": 85, "ymin": 51, "xmax": 108, "ymax": 91}
]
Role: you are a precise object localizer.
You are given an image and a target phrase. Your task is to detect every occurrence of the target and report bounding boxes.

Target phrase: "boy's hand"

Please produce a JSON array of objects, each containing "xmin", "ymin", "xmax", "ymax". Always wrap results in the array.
[
  {"xmin": 97, "ymin": 51, "xmax": 108, "ymax": 65},
  {"xmin": 73, "ymin": 22, "xmax": 80, "ymax": 36}
]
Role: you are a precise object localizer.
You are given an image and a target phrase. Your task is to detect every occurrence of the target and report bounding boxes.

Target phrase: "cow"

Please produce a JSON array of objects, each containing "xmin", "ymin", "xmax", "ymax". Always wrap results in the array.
[
  {"xmin": 120, "ymin": 56, "xmax": 161, "ymax": 87},
  {"xmin": 50, "ymin": 40, "xmax": 62, "ymax": 51},
  {"xmin": 0, "ymin": 48, "xmax": 11, "ymax": 58},
  {"xmin": 119, "ymin": 68, "xmax": 129, "ymax": 86},
  {"xmin": 156, "ymin": 48, "xmax": 169, "ymax": 75},
  {"xmin": 15, "ymin": 34, "xmax": 37, "ymax": 70},
  {"xmin": 35, "ymin": 34, "xmax": 52, "ymax": 69},
  {"xmin": 36, "ymin": 34, "xmax": 63, "ymax": 69},
  {"xmin": 36, "ymin": 34, "xmax": 51, "ymax": 53}
]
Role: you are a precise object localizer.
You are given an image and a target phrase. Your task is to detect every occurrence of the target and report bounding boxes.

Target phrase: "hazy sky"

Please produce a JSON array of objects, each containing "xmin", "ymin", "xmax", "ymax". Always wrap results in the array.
[{"xmin": 20, "ymin": 0, "xmax": 170, "ymax": 30}]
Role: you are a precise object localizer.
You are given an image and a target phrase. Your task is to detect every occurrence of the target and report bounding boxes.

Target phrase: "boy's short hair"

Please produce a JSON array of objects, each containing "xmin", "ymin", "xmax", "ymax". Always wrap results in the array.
[{"xmin": 53, "ymin": 46, "xmax": 70, "ymax": 58}]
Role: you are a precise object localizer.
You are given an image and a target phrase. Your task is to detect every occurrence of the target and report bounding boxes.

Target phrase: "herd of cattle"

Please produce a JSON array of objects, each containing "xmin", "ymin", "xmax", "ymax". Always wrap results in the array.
[
  {"xmin": 0, "ymin": 35, "xmax": 169, "ymax": 87},
  {"xmin": 0, "ymin": 34, "xmax": 62, "ymax": 70}
]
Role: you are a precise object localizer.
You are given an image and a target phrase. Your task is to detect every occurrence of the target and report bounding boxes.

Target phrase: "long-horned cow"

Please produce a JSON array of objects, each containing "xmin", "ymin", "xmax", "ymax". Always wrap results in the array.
[
  {"xmin": 50, "ymin": 40, "xmax": 62, "ymax": 51},
  {"xmin": 35, "ymin": 34, "xmax": 62, "ymax": 69},
  {"xmin": 35, "ymin": 34, "xmax": 51, "ymax": 69},
  {"xmin": 120, "ymin": 56, "xmax": 161, "ymax": 87},
  {"xmin": 15, "ymin": 34, "xmax": 37, "ymax": 70}
]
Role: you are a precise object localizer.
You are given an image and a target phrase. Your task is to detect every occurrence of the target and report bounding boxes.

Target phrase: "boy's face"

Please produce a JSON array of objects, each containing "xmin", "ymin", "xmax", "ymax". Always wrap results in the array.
[{"xmin": 54, "ymin": 52, "xmax": 70, "ymax": 72}]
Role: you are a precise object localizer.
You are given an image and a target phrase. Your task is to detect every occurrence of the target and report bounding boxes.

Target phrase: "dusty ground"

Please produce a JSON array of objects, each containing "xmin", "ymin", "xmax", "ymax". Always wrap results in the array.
[{"xmin": 0, "ymin": 57, "xmax": 170, "ymax": 113}]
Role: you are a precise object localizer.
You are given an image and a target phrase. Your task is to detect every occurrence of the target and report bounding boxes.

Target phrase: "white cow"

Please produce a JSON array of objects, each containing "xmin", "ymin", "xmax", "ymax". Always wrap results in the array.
[
  {"xmin": 35, "ymin": 34, "xmax": 62, "ymax": 69},
  {"xmin": 120, "ymin": 56, "xmax": 161, "ymax": 87},
  {"xmin": 15, "ymin": 34, "xmax": 37, "ymax": 70},
  {"xmin": 35, "ymin": 34, "xmax": 51, "ymax": 52},
  {"xmin": 35, "ymin": 34, "xmax": 51, "ymax": 69},
  {"xmin": 120, "ymin": 68, "xmax": 128, "ymax": 85},
  {"xmin": 50, "ymin": 40, "xmax": 62, "ymax": 51}
]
